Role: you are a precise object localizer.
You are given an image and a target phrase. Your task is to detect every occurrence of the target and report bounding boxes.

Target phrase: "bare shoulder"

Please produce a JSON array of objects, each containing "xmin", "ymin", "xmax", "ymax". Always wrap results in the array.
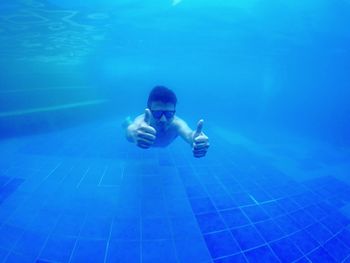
[
  {"xmin": 172, "ymin": 116, "xmax": 186, "ymax": 128},
  {"xmin": 172, "ymin": 116, "xmax": 191, "ymax": 132},
  {"xmin": 172, "ymin": 116, "xmax": 193, "ymax": 144}
]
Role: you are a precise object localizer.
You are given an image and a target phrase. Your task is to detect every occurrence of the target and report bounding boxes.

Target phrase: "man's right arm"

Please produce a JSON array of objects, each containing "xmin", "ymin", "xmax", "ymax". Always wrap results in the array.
[
  {"xmin": 125, "ymin": 115, "xmax": 144, "ymax": 143},
  {"xmin": 126, "ymin": 111, "xmax": 157, "ymax": 149}
]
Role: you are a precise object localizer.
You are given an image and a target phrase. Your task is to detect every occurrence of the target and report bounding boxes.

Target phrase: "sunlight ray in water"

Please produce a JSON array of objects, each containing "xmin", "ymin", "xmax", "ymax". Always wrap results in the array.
[{"xmin": 0, "ymin": 99, "xmax": 108, "ymax": 117}]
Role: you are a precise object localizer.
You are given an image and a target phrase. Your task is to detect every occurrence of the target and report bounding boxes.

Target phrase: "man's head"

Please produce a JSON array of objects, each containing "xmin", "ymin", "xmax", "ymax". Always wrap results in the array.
[{"xmin": 147, "ymin": 86, "xmax": 177, "ymax": 130}]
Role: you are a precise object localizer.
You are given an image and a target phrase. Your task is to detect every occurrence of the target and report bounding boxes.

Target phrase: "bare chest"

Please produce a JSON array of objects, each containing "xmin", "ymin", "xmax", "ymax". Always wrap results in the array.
[{"xmin": 153, "ymin": 126, "xmax": 178, "ymax": 147}]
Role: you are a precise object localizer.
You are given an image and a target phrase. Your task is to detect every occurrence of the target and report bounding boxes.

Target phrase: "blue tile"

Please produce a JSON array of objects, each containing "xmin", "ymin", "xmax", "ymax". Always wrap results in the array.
[
  {"xmin": 204, "ymin": 183, "xmax": 227, "ymax": 196},
  {"xmin": 219, "ymin": 182, "xmax": 241, "ymax": 194},
  {"xmin": 305, "ymin": 222, "xmax": 333, "ymax": 245},
  {"xmin": 111, "ymin": 217, "xmax": 140, "ymax": 240},
  {"xmin": 266, "ymin": 187, "xmax": 286, "ymax": 199},
  {"xmin": 323, "ymin": 237, "xmax": 350, "ymax": 262},
  {"xmin": 270, "ymin": 236, "xmax": 303, "ymax": 262},
  {"xmin": 254, "ymin": 219, "xmax": 285, "ymax": 242},
  {"xmin": 278, "ymin": 181, "xmax": 301, "ymax": 196},
  {"xmin": 189, "ymin": 197, "xmax": 216, "ymax": 214},
  {"xmin": 322, "ymin": 178, "xmax": 347, "ymax": 194},
  {"xmin": 317, "ymin": 201, "xmax": 337, "ymax": 215},
  {"xmin": 204, "ymin": 230, "xmax": 240, "ymax": 259},
  {"xmin": 0, "ymin": 176, "xmax": 11, "ymax": 188},
  {"xmin": 320, "ymin": 214, "xmax": 345, "ymax": 234},
  {"xmin": 274, "ymin": 214, "xmax": 300, "ymax": 235},
  {"xmin": 186, "ymin": 185, "xmax": 207, "ymax": 198},
  {"xmin": 0, "ymin": 247, "xmax": 8, "ymax": 262},
  {"xmin": 210, "ymin": 194, "xmax": 237, "ymax": 210},
  {"xmin": 260, "ymin": 201, "xmax": 285, "ymax": 218},
  {"xmin": 179, "ymin": 176, "xmax": 198, "ymax": 187},
  {"xmin": 337, "ymin": 228, "xmax": 350, "ymax": 245},
  {"xmin": 307, "ymin": 247, "xmax": 337, "ymax": 263},
  {"xmin": 230, "ymin": 192, "xmax": 255, "ymax": 207},
  {"xmin": 220, "ymin": 208, "xmax": 250, "ymax": 228},
  {"xmin": 289, "ymin": 230, "xmax": 319, "ymax": 254},
  {"xmin": 291, "ymin": 192, "xmax": 318, "ymax": 208},
  {"xmin": 5, "ymin": 167, "xmax": 33, "ymax": 178},
  {"xmin": 288, "ymin": 209, "xmax": 315, "ymax": 227},
  {"xmin": 142, "ymin": 239, "xmax": 178, "ymax": 263},
  {"xmin": 277, "ymin": 197, "xmax": 300, "ymax": 213},
  {"xmin": 106, "ymin": 240, "xmax": 140, "ymax": 263},
  {"xmin": 141, "ymin": 181, "xmax": 163, "ymax": 199},
  {"xmin": 326, "ymin": 197, "xmax": 346, "ymax": 208},
  {"xmin": 330, "ymin": 211, "xmax": 350, "ymax": 227},
  {"xmin": 248, "ymin": 188, "xmax": 272, "ymax": 203},
  {"xmin": 53, "ymin": 214, "xmax": 85, "ymax": 236},
  {"xmin": 39, "ymin": 234, "xmax": 76, "ymax": 263},
  {"xmin": 0, "ymin": 178, "xmax": 24, "ymax": 204},
  {"xmin": 214, "ymin": 253, "xmax": 247, "ymax": 263},
  {"xmin": 7, "ymin": 206, "xmax": 39, "ymax": 230},
  {"xmin": 36, "ymin": 259, "xmax": 55, "ymax": 263},
  {"xmin": 294, "ymin": 257, "xmax": 312, "ymax": 263},
  {"xmin": 0, "ymin": 224, "xmax": 24, "ymax": 250},
  {"xmin": 338, "ymin": 189, "xmax": 350, "ymax": 202},
  {"xmin": 244, "ymin": 245, "xmax": 280, "ymax": 263},
  {"xmin": 231, "ymin": 225, "xmax": 265, "ymax": 251},
  {"xmin": 3, "ymin": 251, "xmax": 34, "ymax": 263},
  {"xmin": 142, "ymin": 217, "xmax": 171, "ymax": 240},
  {"xmin": 195, "ymin": 212, "xmax": 227, "ymax": 234},
  {"xmin": 13, "ymin": 230, "xmax": 47, "ymax": 260},
  {"xmin": 114, "ymin": 200, "xmax": 141, "ymax": 218},
  {"xmin": 174, "ymin": 236, "xmax": 212, "ymax": 263},
  {"xmin": 158, "ymin": 153, "xmax": 174, "ymax": 166},
  {"xmin": 29, "ymin": 211, "xmax": 60, "ymax": 235},
  {"xmin": 69, "ymin": 239, "xmax": 107, "ymax": 263},
  {"xmin": 165, "ymin": 197, "xmax": 193, "ymax": 217},
  {"xmin": 177, "ymin": 166, "xmax": 194, "ymax": 176},
  {"xmin": 241, "ymin": 205, "xmax": 270, "ymax": 223},
  {"xmin": 304, "ymin": 204, "xmax": 327, "ymax": 220},
  {"xmin": 141, "ymin": 198, "xmax": 166, "ymax": 217},
  {"xmin": 79, "ymin": 216, "xmax": 112, "ymax": 240},
  {"xmin": 169, "ymin": 215, "xmax": 202, "ymax": 239}
]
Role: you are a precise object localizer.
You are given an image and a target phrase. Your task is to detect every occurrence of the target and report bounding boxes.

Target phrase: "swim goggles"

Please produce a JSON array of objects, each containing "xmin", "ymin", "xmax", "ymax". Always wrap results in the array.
[{"xmin": 151, "ymin": 110, "xmax": 176, "ymax": 119}]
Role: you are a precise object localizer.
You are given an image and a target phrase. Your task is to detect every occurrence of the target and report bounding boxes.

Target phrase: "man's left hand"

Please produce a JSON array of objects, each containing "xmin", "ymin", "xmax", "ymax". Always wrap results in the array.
[{"xmin": 192, "ymin": 119, "xmax": 209, "ymax": 158}]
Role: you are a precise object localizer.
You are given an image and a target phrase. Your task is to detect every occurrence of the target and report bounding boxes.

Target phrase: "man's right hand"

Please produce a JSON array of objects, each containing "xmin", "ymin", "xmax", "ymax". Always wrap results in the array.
[{"xmin": 134, "ymin": 109, "xmax": 157, "ymax": 149}]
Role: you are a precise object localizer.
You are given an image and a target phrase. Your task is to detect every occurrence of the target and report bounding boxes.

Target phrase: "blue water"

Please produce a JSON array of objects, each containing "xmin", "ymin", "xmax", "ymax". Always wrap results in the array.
[{"xmin": 1, "ymin": 0, "xmax": 350, "ymax": 262}]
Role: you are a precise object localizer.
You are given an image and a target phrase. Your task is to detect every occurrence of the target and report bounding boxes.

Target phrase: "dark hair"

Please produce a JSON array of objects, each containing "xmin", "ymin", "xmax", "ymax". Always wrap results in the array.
[{"xmin": 147, "ymin": 86, "xmax": 177, "ymax": 108}]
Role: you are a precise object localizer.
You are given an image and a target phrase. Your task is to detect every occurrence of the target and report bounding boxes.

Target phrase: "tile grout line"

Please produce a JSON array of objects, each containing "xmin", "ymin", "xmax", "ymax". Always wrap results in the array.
[
  {"xmin": 184, "ymin": 162, "xmax": 252, "ymax": 263},
  {"xmin": 98, "ymin": 165, "xmax": 109, "ymax": 187},
  {"xmin": 202, "ymin": 163, "xmax": 280, "ymax": 262},
  {"xmin": 103, "ymin": 215, "xmax": 115, "ymax": 263},
  {"xmin": 212, "ymin": 163, "xmax": 349, "ymax": 262},
  {"xmin": 76, "ymin": 166, "xmax": 91, "ymax": 189},
  {"xmin": 163, "ymin": 148, "xmax": 190, "ymax": 263},
  {"xmin": 67, "ymin": 214, "xmax": 88, "ymax": 263}
]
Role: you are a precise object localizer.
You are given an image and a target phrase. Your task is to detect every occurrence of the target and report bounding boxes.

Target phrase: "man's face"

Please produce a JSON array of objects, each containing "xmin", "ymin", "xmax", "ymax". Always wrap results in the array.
[{"xmin": 149, "ymin": 101, "xmax": 176, "ymax": 130}]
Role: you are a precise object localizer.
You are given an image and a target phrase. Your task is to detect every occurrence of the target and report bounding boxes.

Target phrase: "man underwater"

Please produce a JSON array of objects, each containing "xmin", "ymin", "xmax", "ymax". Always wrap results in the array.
[{"xmin": 125, "ymin": 86, "xmax": 209, "ymax": 158}]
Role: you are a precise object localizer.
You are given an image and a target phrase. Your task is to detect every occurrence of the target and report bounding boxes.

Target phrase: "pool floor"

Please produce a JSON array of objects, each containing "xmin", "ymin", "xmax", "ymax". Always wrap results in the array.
[{"xmin": 0, "ymin": 120, "xmax": 350, "ymax": 263}]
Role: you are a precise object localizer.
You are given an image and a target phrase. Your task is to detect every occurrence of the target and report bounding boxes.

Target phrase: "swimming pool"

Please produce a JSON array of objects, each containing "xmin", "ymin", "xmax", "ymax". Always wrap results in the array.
[
  {"xmin": 1, "ymin": 0, "xmax": 350, "ymax": 262},
  {"xmin": 0, "ymin": 119, "xmax": 350, "ymax": 262}
]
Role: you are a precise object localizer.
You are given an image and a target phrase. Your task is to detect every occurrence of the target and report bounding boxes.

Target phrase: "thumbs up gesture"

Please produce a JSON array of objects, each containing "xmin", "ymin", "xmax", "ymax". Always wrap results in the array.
[
  {"xmin": 192, "ymin": 119, "xmax": 209, "ymax": 158},
  {"xmin": 135, "ymin": 108, "xmax": 157, "ymax": 149}
]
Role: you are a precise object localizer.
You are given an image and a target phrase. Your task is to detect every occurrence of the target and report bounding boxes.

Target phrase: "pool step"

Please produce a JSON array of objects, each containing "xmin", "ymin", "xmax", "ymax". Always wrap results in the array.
[{"xmin": 0, "ymin": 86, "xmax": 111, "ymax": 138}]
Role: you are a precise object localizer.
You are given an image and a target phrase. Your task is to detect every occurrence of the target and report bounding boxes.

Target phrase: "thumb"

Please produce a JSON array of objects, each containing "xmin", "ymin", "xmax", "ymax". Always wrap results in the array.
[
  {"xmin": 144, "ymin": 108, "xmax": 151, "ymax": 125},
  {"xmin": 194, "ymin": 119, "xmax": 204, "ymax": 137}
]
